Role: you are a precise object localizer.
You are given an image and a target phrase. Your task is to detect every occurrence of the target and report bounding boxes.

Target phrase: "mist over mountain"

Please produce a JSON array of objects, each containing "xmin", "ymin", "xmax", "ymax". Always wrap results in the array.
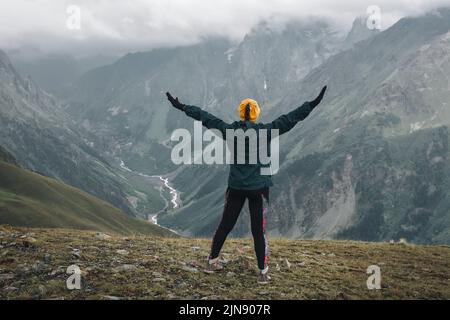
[
  {"xmin": 342, "ymin": 16, "xmax": 380, "ymax": 49},
  {"xmin": 2, "ymin": 8, "xmax": 450, "ymax": 244},
  {"xmin": 9, "ymin": 52, "xmax": 118, "ymax": 98}
]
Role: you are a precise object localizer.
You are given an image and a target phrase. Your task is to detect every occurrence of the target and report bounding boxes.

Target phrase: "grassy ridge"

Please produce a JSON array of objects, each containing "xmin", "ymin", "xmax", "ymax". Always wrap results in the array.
[
  {"xmin": 0, "ymin": 161, "xmax": 175, "ymax": 237},
  {"xmin": 0, "ymin": 226, "xmax": 449, "ymax": 299}
]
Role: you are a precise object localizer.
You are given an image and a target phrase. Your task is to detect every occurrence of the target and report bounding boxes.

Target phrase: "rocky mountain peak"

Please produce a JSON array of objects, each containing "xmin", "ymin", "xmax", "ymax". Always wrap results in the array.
[{"xmin": 343, "ymin": 16, "xmax": 380, "ymax": 49}]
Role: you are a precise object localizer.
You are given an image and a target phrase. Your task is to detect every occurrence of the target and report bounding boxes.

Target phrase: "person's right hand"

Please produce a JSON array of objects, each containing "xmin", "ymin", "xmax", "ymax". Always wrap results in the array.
[
  {"xmin": 309, "ymin": 86, "xmax": 327, "ymax": 108},
  {"xmin": 166, "ymin": 92, "xmax": 185, "ymax": 111}
]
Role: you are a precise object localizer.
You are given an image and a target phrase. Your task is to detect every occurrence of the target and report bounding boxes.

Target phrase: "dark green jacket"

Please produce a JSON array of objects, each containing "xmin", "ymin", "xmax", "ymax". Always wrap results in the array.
[{"xmin": 184, "ymin": 102, "xmax": 315, "ymax": 190}]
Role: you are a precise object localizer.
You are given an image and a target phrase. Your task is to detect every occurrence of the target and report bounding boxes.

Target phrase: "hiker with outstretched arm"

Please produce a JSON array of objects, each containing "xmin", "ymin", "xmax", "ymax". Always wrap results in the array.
[{"xmin": 166, "ymin": 86, "xmax": 327, "ymax": 284}]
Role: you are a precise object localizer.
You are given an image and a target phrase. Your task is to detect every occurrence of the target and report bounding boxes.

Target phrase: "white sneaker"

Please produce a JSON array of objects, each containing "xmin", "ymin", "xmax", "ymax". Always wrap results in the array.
[
  {"xmin": 206, "ymin": 257, "xmax": 224, "ymax": 272},
  {"xmin": 257, "ymin": 267, "xmax": 271, "ymax": 284}
]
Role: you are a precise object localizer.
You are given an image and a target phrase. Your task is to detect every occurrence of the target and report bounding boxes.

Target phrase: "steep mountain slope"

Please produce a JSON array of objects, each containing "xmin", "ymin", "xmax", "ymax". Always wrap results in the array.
[
  {"xmin": 266, "ymin": 9, "xmax": 450, "ymax": 244},
  {"xmin": 0, "ymin": 145, "xmax": 19, "ymax": 166},
  {"xmin": 0, "ymin": 160, "xmax": 174, "ymax": 237},
  {"xmin": 1, "ymin": 226, "xmax": 449, "ymax": 299},
  {"xmin": 342, "ymin": 16, "xmax": 380, "ymax": 50},
  {"xmin": 225, "ymin": 20, "xmax": 343, "ymax": 112},
  {"xmin": 0, "ymin": 49, "xmax": 164, "ymax": 217},
  {"xmin": 9, "ymin": 53, "xmax": 117, "ymax": 99},
  {"xmin": 66, "ymin": 39, "xmax": 232, "ymax": 174}
]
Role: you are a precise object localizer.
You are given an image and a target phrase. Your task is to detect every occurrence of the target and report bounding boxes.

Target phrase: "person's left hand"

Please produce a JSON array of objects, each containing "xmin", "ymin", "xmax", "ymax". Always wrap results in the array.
[
  {"xmin": 166, "ymin": 92, "xmax": 185, "ymax": 111},
  {"xmin": 309, "ymin": 86, "xmax": 327, "ymax": 108}
]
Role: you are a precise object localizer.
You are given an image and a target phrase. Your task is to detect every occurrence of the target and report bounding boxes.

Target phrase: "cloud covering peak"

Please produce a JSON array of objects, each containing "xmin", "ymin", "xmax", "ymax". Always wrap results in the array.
[{"xmin": 1, "ymin": 0, "xmax": 449, "ymax": 57}]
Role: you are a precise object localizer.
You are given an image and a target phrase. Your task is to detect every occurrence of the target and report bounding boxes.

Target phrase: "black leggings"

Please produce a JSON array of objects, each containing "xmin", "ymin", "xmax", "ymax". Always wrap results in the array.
[{"xmin": 210, "ymin": 187, "xmax": 269, "ymax": 270}]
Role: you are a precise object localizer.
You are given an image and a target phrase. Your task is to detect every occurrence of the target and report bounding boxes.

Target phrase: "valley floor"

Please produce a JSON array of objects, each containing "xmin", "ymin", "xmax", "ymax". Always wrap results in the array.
[{"xmin": 0, "ymin": 225, "xmax": 449, "ymax": 300}]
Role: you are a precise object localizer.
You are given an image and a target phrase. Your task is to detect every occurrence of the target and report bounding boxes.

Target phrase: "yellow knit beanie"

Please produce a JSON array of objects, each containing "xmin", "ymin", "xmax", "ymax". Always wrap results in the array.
[{"xmin": 237, "ymin": 98, "xmax": 260, "ymax": 122}]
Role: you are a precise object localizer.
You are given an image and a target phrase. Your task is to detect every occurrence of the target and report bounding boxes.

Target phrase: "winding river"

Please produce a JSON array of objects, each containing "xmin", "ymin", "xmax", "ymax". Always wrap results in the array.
[{"xmin": 119, "ymin": 160, "xmax": 181, "ymax": 226}]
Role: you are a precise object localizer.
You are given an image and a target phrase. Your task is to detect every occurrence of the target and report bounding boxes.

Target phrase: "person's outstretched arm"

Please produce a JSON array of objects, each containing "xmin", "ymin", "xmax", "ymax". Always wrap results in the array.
[
  {"xmin": 166, "ymin": 92, "xmax": 230, "ymax": 135},
  {"xmin": 265, "ymin": 86, "xmax": 327, "ymax": 135}
]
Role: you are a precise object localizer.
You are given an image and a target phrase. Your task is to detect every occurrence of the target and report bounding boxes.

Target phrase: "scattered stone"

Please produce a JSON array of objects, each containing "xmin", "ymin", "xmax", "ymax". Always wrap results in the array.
[
  {"xmin": 95, "ymin": 233, "xmax": 112, "ymax": 240},
  {"xmin": 38, "ymin": 285, "xmax": 46, "ymax": 296},
  {"xmin": 43, "ymin": 254, "xmax": 52, "ymax": 264},
  {"xmin": 87, "ymin": 245, "xmax": 101, "ymax": 252},
  {"xmin": 114, "ymin": 264, "xmax": 136, "ymax": 272},
  {"xmin": 20, "ymin": 237, "xmax": 37, "ymax": 247},
  {"xmin": 284, "ymin": 258, "xmax": 291, "ymax": 269},
  {"xmin": 84, "ymin": 266, "xmax": 95, "ymax": 274},
  {"xmin": 102, "ymin": 295, "xmax": 121, "ymax": 300},
  {"xmin": 153, "ymin": 277, "xmax": 166, "ymax": 282},
  {"xmin": 174, "ymin": 280, "xmax": 187, "ymax": 289},
  {"xmin": 298, "ymin": 261, "xmax": 306, "ymax": 267},
  {"xmin": 226, "ymin": 272, "xmax": 235, "ymax": 277},
  {"xmin": 0, "ymin": 273, "xmax": 15, "ymax": 281},
  {"xmin": 50, "ymin": 266, "xmax": 65, "ymax": 276},
  {"xmin": 71, "ymin": 249, "xmax": 81, "ymax": 259},
  {"xmin": 3, "ymin": 286, "xmax": 18, "ymax": 292},
  {"xmin": 191, "ymin": 246, "xmax": 201, "ymax": 251},
  {"xmin": 399, "ymin": 238, "xmax": 408, "ymax": 245},
  {"xmin": 31, "ymin": 262, "xmax": 45, "ymax": 273},
  {"xmin": 328, "ymin": 253, "xmax": 336, "ymax": 258},
  {"xmin": 181, "ymin": 266, "xmax": 198, "ymax": 273},
  {"xmin": 276, "ymin": 263, "xmax": 280, "ymax": 271},
  {"xmin": 116, "ymin": 249, "xmax": 129, "ymax": 256},
  {"xmin": 152, "ymin": 272, "xmax": 163, "ymax": 277}
]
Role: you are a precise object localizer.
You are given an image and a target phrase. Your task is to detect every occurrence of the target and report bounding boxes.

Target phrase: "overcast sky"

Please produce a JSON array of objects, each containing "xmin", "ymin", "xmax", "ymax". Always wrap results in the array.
[{"xmin": 1, "ymin": 0, "xmax": 449, "ymax": 58}]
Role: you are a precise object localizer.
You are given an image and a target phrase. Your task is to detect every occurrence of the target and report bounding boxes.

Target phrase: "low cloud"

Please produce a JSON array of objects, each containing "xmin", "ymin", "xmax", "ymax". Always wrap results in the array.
[{"xmin": 1, "ymin": 0, "xmax": 449, "ymax": 57}]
